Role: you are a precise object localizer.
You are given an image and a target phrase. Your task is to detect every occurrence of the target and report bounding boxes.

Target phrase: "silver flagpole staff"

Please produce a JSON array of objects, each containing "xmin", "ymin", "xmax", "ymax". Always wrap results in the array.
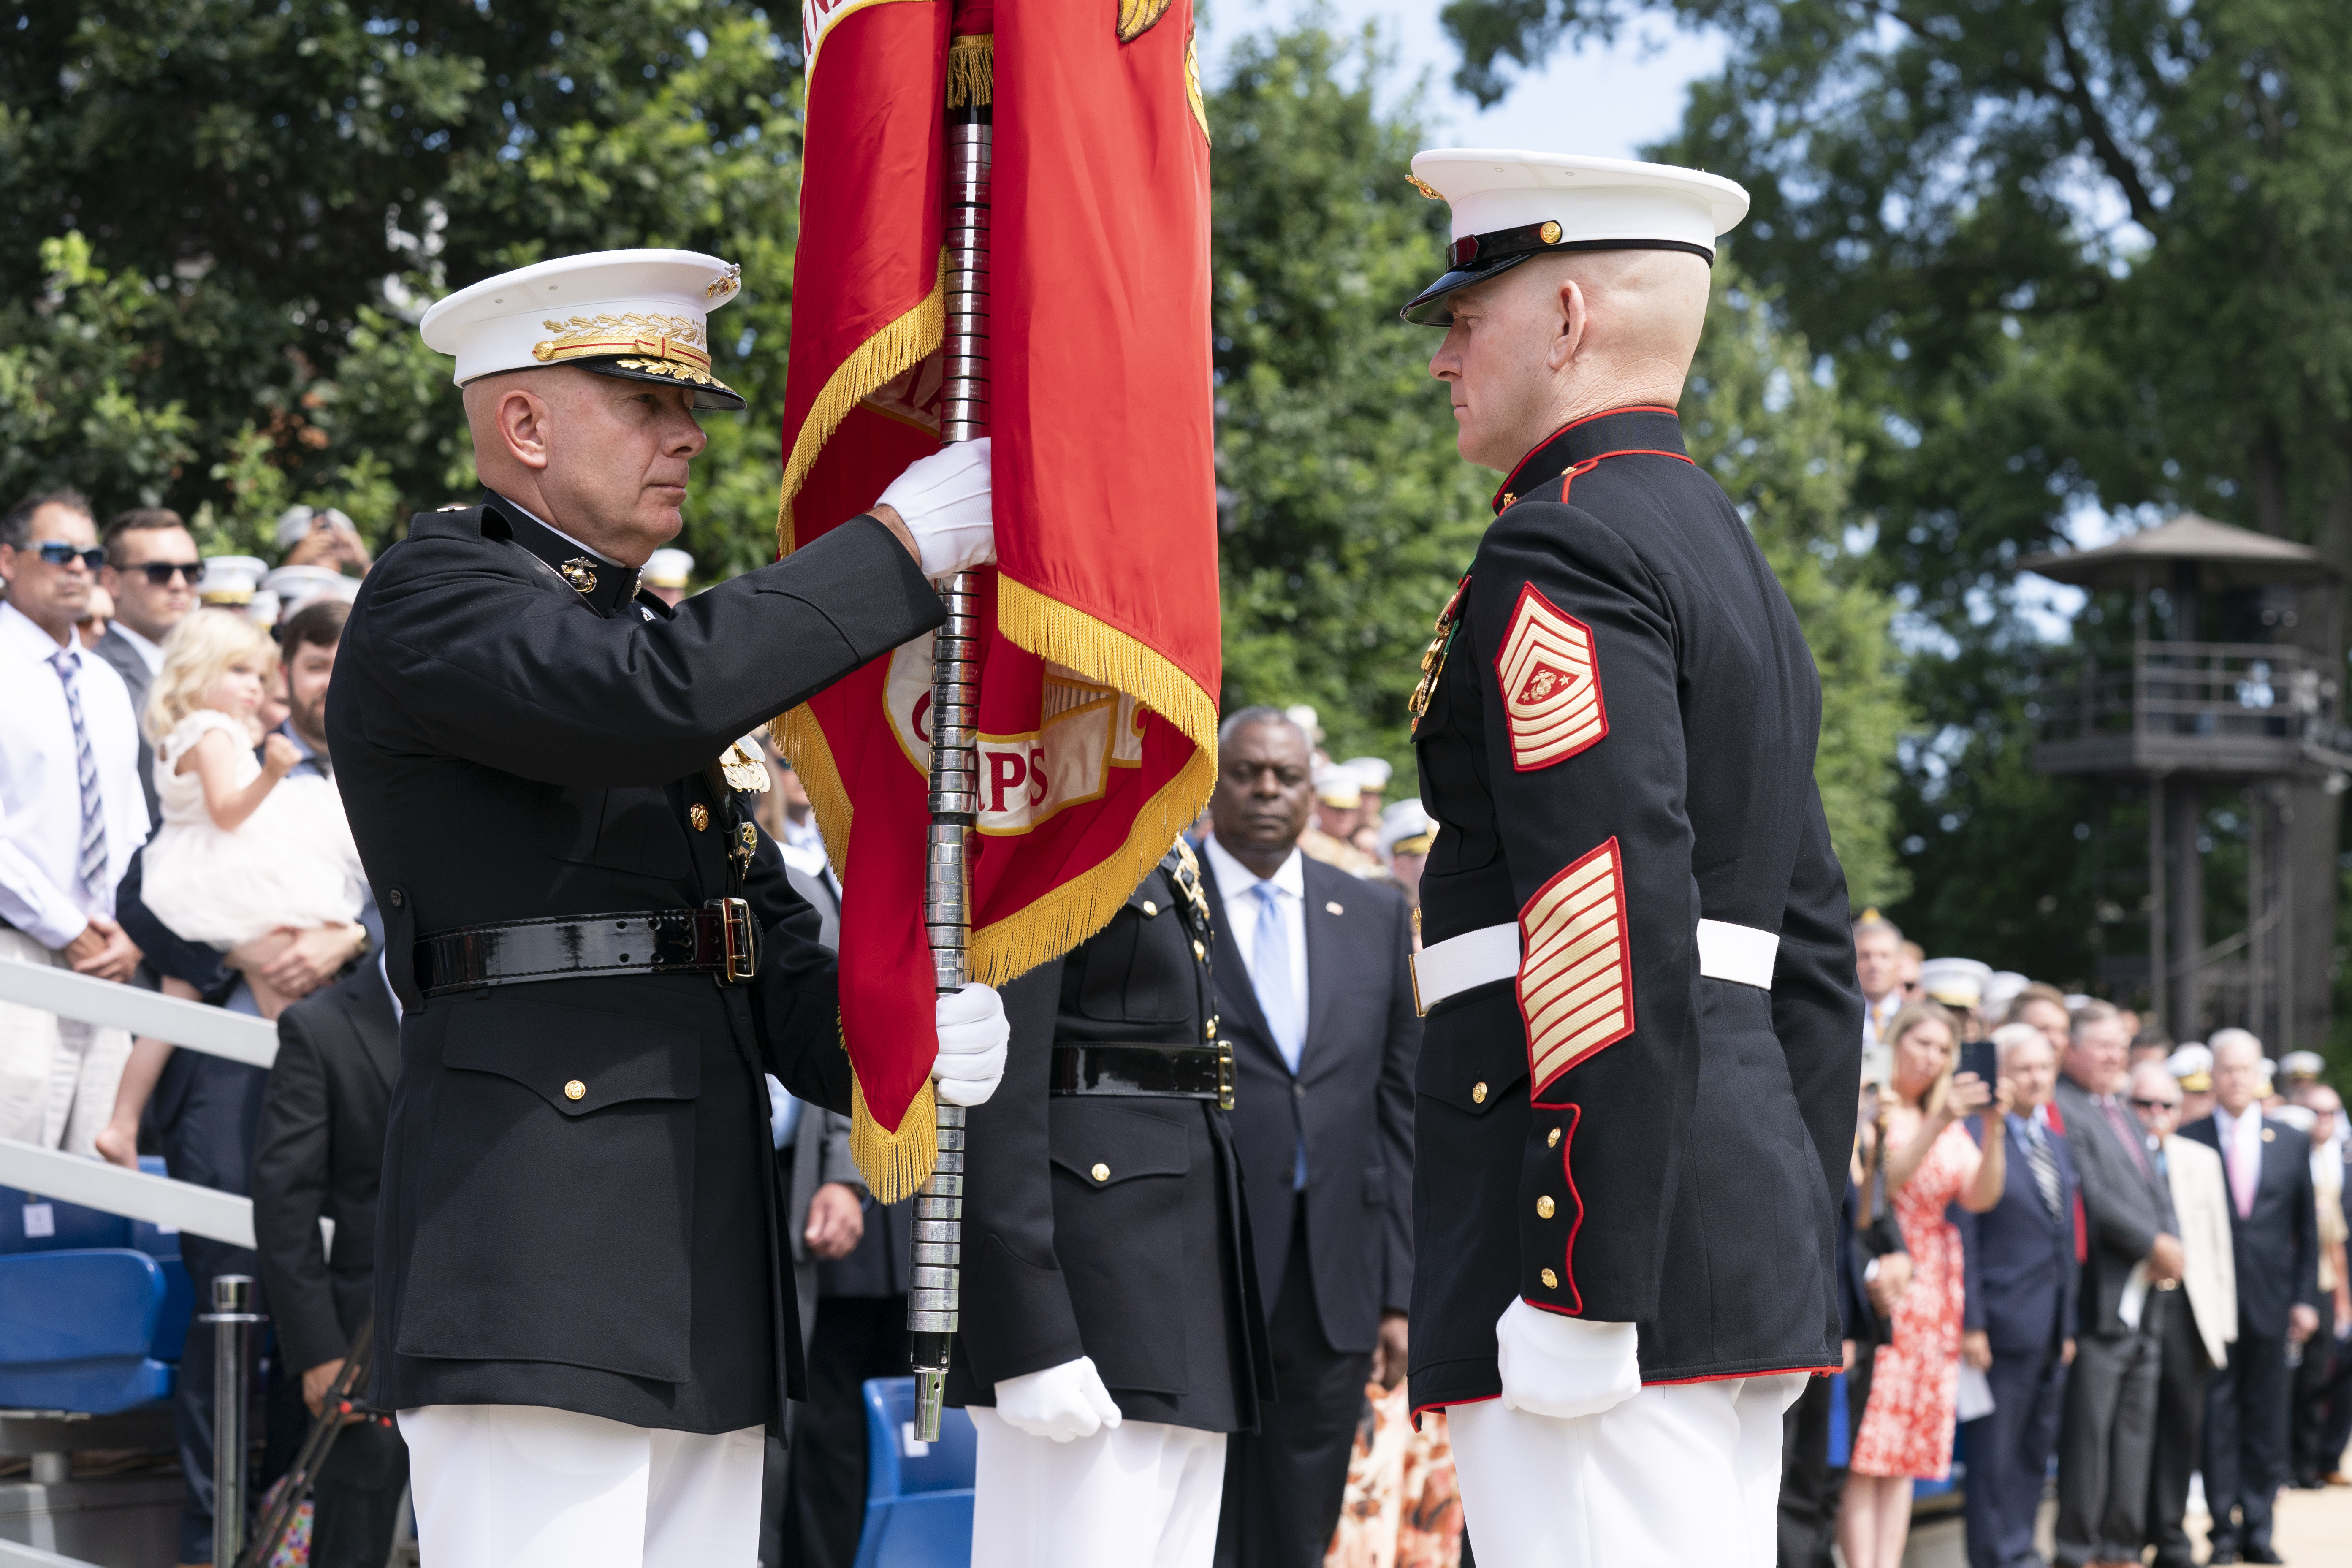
[{"xmin": 909, "ymin": 84, "xmax": 992, "ymax": 1444}]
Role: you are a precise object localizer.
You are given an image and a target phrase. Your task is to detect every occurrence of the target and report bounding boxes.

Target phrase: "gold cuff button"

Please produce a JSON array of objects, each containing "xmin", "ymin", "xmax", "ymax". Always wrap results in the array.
[
  {"xmin": 1090, "ymin": 1163, "xmax": 1110, "ymax": 1182},
  {"xmin": 689, "ymin": 804, "xmax": 710, "ymax": 830},
  {"xmin": 1142, "ymin": 900, "xmax": 1158, "ymax": 916},
  {"xmin": 1541, "ymin": 1268, "xmax": 1560, "ymax": 1289},
  {"xmin": 1536, "ymin": 1195, "xmax": 1556, "ymax": 1219},
  {"xmin": 1470, "ymin": 1081, "xmax": 1487, "ymax": 1104},
  {"xmin": 564, "ymin": 1080, "xmax": 587, "ymax": 1101},
  {"xmin": 1547, "ymin": 1127, "xmax": 1562, "ymax": 1148}
]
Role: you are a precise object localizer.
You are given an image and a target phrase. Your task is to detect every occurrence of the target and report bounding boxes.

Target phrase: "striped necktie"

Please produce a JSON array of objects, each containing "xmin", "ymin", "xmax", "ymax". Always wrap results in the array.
[
  {"xmin": 2022, "ymin": 1119, "xmax": 2063, "ymax": 1221},
  {"xmin": 49, "ymin": 650, "xmax": 109, "ymax": 898}
]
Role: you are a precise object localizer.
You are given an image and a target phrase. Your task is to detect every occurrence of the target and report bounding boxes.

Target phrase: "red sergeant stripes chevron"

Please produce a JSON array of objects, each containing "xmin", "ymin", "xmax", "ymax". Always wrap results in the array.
[
  {"xmin": 1496, "ymin": 582, "xmax": 1606, "ymax": 771},
  {"xmin": 1518, "ymin": 836, "xmax": 1636, "ymax": 1095}
]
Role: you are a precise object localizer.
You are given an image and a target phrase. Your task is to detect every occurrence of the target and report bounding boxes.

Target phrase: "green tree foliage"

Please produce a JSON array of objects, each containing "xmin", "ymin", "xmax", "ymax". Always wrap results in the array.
[{"xmin": 0, "ymin": 0, "xmax": 803, "ymax": 575}]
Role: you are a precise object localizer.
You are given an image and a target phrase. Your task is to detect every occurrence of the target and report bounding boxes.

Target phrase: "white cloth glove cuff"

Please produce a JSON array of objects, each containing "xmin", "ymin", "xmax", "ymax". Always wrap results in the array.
[
  {"xmin": 1495, "ymin": 1298, "xmax": 1641, "ymax": 1421},
  {"xmin": 991, "ymin": 1355, "xmax": 1123, "ymax": 1443}
]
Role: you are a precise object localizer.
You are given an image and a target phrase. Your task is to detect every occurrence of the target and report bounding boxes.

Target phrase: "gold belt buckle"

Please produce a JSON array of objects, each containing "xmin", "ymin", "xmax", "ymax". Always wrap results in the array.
[
  {"xmin": 717, "ymin": 896, "xmax": 757, "ymax": 983},
  {"xmin": 1215, "ymin": 1038, "xmax": 1236, "ymax": 1111}
]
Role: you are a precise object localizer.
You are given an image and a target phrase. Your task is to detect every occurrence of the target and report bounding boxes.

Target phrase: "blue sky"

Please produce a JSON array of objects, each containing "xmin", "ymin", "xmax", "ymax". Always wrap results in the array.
[{"xmin": 1197, "ymin": 0, "xmax": 1728, "ymax": 162}]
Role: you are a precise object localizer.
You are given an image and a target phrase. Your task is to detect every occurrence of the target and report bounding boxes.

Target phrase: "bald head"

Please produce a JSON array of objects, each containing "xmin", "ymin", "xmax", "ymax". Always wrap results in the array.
[
  {"xmin": 460, "ymin": 364, "xmax": 708, "ymax": 567},
  {"xmin": 1427, "ymin": 248, "xmax": 1712, "ymax": 471}
]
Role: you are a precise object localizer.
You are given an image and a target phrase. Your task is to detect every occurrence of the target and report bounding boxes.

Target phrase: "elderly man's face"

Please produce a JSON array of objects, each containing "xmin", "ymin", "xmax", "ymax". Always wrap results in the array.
[
  {"xmin": 469, "ymin": 367, "xmax": 708, "ymax": 566},
  {"xmin": 2128, "ymin": 1065, "xmax": 2181, "ymax": 1140},
  {"xmin": 2211, "ymin": 1039, "xmax": 2265, "ymax": 1115},
  {"xmin": 2020, "ymin": 999, "xmax": 2071, "ymax": 1060},
  {"xmin": 2064, "ymin": 1018, "xmax": 2128, "ymax": 1095},
  {"xmin": 2001, "ymin": 1036, "xmax": 2057, "ymax": 1113},
  {"xmin": 1212, "ymin": 719, "xmax": 1315, "ymax": 861}
]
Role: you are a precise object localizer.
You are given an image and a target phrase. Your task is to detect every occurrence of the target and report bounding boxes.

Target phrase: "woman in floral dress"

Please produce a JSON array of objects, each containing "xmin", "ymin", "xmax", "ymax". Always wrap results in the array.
[{"xmin": 1839, "ymin": 1001, "xmax": 2012, "ymax": 1568}]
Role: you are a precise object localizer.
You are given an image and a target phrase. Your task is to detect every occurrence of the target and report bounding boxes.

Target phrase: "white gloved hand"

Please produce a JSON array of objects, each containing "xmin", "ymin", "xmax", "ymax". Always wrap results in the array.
[
  {"xmin": 993, "ymin": 1356, "xmax": 1123, "ymax": 1442},
  {"xmin": 1495, "ymin": 1298, "xmax": 1641, "ymax": 1421},
  {"xmin": 876, "ymin": 437, "xmax": 995, "ymax": 578},
  {"xmin": 931, "ymin": 982, "xmax": 1008, "ymax": 1107}
]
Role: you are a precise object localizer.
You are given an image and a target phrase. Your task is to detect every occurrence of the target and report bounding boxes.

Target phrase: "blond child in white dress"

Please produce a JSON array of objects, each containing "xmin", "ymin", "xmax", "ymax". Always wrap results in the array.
[{"xmin": 92, "ymin": 609, "xmax": 364, "ymax": 1167}]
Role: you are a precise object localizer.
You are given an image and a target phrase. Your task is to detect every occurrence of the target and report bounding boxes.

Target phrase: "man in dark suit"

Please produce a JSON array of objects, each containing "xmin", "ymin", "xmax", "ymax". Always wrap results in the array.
[
  {"xmin": 1199, "ymin": 708, "xmax": 1417, "ymax": 1568},
  {"xmin": 92, "ymin": 506, "xmax": 201, "ymax": 823},
  {"xmin": 1958, "ymin": 1024, "xmax": 2080, "ymax": 1568},
  {"xmin": 250, "ymin": 958, "xmax": 407, "ymax": 1568},
  {"xmin": 2177, "ymin": 1030, "xmax": 2320, "ymax": 1564},
  {"xmin": 2051, "ymin": 1000, "xmax": 2179, "ymax": 1568}
]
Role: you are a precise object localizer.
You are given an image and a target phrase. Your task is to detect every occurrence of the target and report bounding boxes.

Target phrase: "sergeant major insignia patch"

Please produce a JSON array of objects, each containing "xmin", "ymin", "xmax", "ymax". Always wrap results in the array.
[{"xmin": 1497, "ymin": 583, "xmax": 1605, "ymax": 770}]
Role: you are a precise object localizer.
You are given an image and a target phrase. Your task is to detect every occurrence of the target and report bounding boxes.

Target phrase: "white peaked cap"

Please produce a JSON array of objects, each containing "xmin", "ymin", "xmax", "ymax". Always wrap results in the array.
[
  {"xmin": 1400, "ymin": 150, "xmax": 1749, "ymax": 324},
  {"xmin": 643, "ymin": 548, "xmax": 696, "ymax": 588},
  {"xmin": 420, "ymin": 249, "xmax": 747, "ymax": 410}
]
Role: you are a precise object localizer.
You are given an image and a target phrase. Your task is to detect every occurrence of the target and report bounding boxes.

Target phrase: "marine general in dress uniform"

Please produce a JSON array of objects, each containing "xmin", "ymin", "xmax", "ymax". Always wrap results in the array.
[
  {"xmin": 945, "ymin": 844, "xmax": 1272, "ymax": 1568},
  {"xmin": 328, "ymin": 250, "xmax": 1010, "ymax": 1568},
  {"xmin": 1394, "ymin": 153, "xmax": 1865, "ymax": 1566}
]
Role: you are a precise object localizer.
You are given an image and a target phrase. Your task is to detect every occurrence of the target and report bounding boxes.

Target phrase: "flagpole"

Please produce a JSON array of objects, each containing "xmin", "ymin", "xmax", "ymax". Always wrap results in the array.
[{"xmin": 909, "ymin": 86, "xmax": 992, "ymax": 1444}]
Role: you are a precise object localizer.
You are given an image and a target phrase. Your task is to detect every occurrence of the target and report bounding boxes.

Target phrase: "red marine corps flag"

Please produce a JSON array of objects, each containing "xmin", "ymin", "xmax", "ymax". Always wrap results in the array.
[{"xmin": 779, "ymin": 0, "xmax": 1218, "ymax": 1199}]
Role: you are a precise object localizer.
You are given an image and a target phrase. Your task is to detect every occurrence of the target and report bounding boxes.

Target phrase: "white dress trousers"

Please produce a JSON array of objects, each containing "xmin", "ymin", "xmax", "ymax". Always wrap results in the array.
[
  {"xmin": 969, "ymin": 1407, "xmax": 1228, "ymax": 1568},
  {"xmin": 0, "ymin": 927, "xmax": 130, "ymax": 1156},
  {"xmin": 399, "ymin": 1403, "xmax": 765, "ymax": 1568},
  {"xmin": 1448, "ymin": 1373, "xmax": 1807, "ymax": 1568}
]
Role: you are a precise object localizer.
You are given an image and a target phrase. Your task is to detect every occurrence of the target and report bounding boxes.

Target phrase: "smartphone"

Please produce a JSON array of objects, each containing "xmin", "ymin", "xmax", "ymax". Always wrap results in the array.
[{"xmin": 1960, "ymin": 1036, "xmax": 1998, "ymax": 1093}]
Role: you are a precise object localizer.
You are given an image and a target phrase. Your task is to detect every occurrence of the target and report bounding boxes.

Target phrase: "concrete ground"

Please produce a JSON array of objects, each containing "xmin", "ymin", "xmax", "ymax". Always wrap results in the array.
[{"xmin": 1898, "ymin": 1481, "xmax": 2352, "ymax": 1567}]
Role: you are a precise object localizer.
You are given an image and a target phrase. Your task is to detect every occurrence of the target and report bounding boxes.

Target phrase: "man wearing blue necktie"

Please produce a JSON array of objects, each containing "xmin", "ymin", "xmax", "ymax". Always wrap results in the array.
[{"xmin": 1200, "ymin": 707, "xmax": 1419, "ymax": 1568}]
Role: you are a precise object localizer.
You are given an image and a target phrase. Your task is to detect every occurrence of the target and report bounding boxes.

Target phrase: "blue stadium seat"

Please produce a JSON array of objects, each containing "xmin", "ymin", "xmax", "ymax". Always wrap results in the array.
[
  {"xmin": 851, "ymin": 1377, "xmax": 977, "ymax": 1568},
  {"xmin": 0, "ymin": 1182, "xmax": 131, "ymax": 1253},
  {"xmin": 0, "ymin": 1249, "xmax": 176, "ymax": 1413}
]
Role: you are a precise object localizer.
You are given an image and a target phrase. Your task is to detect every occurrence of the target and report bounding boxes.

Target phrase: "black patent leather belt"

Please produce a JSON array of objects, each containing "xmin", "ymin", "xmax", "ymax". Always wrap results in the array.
[
  {"xmin": 413, "ymin": 898, "xmax": 757, "ymax": 999},
  {"xmin": 1050, "ymin": 1041, "xmax": 1235, "ymax": 1110}
]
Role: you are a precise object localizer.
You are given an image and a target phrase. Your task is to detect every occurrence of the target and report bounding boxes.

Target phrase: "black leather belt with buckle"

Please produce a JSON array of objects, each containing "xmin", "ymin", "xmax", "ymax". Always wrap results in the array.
[
  {"xmin": 1050, "ymin": 1041, "xmax": 1235, "ymax": 1110},
  {"xmin": 413, "ymin": 898, "xmax": 758, "ymax": 999}
]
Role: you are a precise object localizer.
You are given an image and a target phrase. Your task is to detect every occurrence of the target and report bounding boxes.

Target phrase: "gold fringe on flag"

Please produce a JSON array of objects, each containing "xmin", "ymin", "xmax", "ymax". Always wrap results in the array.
[
  {"xmin": 969, "ymin": 575, "xmax": 1219, "ymax": 984},
  {"xmin": 946, "ymin": 33, "xmax": 993, "ymax": 108},
  {"xmin": 775, "ymin": 250, "xmax": 948, "ymax": 556},
  {"xmin": 851, "ymin": 1072, "xmax": 939, "ymax": 1203}
]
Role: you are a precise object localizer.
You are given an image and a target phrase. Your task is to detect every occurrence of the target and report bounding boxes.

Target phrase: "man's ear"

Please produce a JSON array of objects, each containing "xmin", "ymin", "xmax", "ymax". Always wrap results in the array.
[
  {"xmin": 491, "ymin": 384, "xmax": 555, "ymax": 472},
  {"xmin": 1545, "ymin": 277, "xmax": 1590, "ymax": 374}
]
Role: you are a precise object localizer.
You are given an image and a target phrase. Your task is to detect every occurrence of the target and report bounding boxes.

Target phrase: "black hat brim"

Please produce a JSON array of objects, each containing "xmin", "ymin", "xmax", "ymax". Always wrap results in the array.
[
  {"xmin": 578, "ymin": 358, "xmax": 747, "ymax": 412},
  {"xmin": 1399, "ymin": 237, "xmax": 1718, "ymax": 326}
]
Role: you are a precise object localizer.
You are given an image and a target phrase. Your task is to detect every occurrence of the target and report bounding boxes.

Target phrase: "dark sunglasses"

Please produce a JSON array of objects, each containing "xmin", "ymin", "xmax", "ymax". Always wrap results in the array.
[
  {"xmin": 29, "ymin": 541, "xmax": 105, "ymax": 571},
  {"xmin": 128, "ymin": 560, "xmax": 206, "ymax": 587},
  {"xmin": 2129, "ymin": 1097, "xmax": 2180, "ymax": 1111}
]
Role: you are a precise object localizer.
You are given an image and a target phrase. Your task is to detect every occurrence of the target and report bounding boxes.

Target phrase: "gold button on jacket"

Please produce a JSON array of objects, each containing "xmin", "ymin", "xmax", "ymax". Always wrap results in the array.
[
  {"xmin": 1536, "ymin": 1195, "xmax": 1555, "ymax": 1219},
  {"xmin": 1090, "ymin": 1162, "xmax": 1110, "ymax": 1182},
  {"xmin": 564, "ymin": 1079, "xmax": 587, "ymax": 1101},
  {"xmin": 1541, "ymin": 1268, "xmax": 1559, "ymax": 1289},
  {"xmin": 1470, "ymin": 1081, "xmax": 1487, "ymax": 1104}
]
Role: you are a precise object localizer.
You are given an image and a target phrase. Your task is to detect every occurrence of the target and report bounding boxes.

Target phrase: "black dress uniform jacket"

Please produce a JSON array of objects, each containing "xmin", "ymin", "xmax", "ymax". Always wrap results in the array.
[
  {"xmin": 328, "ymin": 495, "xmax": 943, "ymax": 1435},
  {"xmin": 1408, "ymin": 406, "xmax": 1862, "ymax": 1412},
  {"xmin": 946, "ymin": 855, "xmax": 1273, "ymax": 1431}
]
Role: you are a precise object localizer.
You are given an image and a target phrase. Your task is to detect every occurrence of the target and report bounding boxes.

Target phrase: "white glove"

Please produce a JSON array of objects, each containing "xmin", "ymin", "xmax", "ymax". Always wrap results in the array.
[
  {"xmin": 993, "ymin": 1356, "xmax": 1123, "ymax": 1442},
  {"xmin": 1495, "ymin": 1298, "xmax": 1641, "ymax": 1421},
  {"xmin": 931, "ymin": 982, "xmax": 1008, "ymax": 1107},
  {"xmin": 876, "ymin": 437, "xmax": 995, "ymax": 578}
]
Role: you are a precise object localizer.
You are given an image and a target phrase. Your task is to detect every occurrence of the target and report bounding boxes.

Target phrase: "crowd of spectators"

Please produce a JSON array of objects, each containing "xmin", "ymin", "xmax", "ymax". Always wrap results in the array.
[{"xmin": 1781, "ymin": 916, "xmax": 2352, "ymax": 1568}]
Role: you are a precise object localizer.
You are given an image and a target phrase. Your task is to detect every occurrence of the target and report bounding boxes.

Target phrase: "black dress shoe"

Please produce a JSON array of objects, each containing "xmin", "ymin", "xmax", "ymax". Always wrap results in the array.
[
  {"xmin": 2208, "ymin": 1548, "xmax": 2243, "ymax": 1565},
  {"xmin": 2241, "ymin": 1546, "xmax": 2285, "ymax": 1565}
]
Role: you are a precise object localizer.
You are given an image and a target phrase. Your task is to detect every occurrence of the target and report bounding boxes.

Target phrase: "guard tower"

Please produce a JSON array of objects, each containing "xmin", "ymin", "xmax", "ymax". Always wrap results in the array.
[{"xmin": 2024, "ymin": 514, "xmax": 2349, "ymax": 1047}]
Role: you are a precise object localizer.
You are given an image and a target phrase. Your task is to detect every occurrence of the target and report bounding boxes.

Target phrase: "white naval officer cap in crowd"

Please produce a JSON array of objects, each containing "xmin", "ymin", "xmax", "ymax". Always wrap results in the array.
[
  {"xmin": 643, "ymin": 548, "xmax": 696, "ymax": 591},
  {"xmin": 420, "ymin": 249, "xmax": 749, "ymax": 411},
  {"xmin": 1918, "ymin": 957, "xmax": 1994, "ymax": 1012},
  {"xmin": 1399, "ymin": 150, "xmax": 1750, "ymax": 325},
  {"xmin": 263, "ymin": 564, "xmax": 359, "ymax": 616},
  {"xmin": 1982, "ymin": 970, "xmax": 2031, "ymax": 1020},
  {"xmin": 1312, "ymin": 764, "xmax": 1363, "ymax": 810},
  {"xmin": 2279, "ymin": 1049, "xmax": 2325, "ymax": 1080},
  {"xmin": 1378, "ymin": 799, "xmax": 1435, "ymax": 859},
  {"xmin": 1342, "ymin": 757, "xmax": 1394, "ymax": 793},
  {"xmin": 2166, "ymin": 1044, "xmax": 2214, "ymax": 1080}
]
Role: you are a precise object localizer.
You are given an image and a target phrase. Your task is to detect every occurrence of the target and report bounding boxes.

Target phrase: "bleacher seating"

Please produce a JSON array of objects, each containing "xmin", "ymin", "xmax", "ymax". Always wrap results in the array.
[
  {"xmin": 852, "ymin": 1377, "xmax": 977, "ymax": 1568},
  {"xmin": 0, "ymin": 1160, "xmax": 192, "ymax": 1413}
]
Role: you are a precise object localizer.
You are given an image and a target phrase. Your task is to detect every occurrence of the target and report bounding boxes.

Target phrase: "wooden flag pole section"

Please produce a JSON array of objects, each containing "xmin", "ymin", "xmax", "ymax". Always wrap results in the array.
[{"xmin": 908, "ymin": 96, "xmax": 992, "ymax": 1443}]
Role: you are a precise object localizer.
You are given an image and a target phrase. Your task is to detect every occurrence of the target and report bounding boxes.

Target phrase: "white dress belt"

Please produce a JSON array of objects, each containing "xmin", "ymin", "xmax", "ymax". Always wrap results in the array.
[{"xmin": 1411, "ymin": 917, "xmax": 1779, "ymax": 1015}]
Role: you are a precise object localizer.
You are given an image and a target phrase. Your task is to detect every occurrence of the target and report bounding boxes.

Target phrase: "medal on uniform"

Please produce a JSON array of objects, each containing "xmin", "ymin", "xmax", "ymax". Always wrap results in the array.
[
  {"xmin": 1409, "ymin": 573, "xmax": 1472, "ymax": 734},
  {"xmin": 719, "ymin": 740, "xmax": 771, "ymax": 793}
]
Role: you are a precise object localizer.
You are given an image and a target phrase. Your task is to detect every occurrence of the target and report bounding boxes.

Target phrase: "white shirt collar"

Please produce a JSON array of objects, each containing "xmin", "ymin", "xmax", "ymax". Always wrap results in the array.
[
  {"xmin": 2216, "ymin": 1101, "xmax": 2264, "ymax": 1141},
  {"xmin": 1204, "ymin": 834, "xmax": 1304, "ymax": 902},
  {"xmin": 110, "ymin": 621, "xmax": 165, "ymax": 673},
  {"xmin": 0, "ymin": 600, "xmax": 75, "ymax": 660}
]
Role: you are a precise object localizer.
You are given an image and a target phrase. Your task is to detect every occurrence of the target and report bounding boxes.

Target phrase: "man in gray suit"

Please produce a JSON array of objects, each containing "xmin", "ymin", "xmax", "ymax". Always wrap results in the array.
[
  {"xmin": 91, "ymin": 507, "xmax": 202, "ymax": 822},
  {"xmin": 2051, "ymin": 1000, "xmax": 2183, "ymax": 1568}
]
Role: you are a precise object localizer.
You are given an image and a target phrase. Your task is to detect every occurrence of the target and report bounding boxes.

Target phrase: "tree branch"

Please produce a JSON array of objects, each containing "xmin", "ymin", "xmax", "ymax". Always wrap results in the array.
[{"xmin": 2043, "ymin": 4, "xmax": 2165, "ymax": 237}]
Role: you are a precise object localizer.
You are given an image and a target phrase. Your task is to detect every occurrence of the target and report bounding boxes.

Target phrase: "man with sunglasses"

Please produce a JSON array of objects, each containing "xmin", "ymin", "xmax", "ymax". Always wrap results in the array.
[
  {"xmin": 93, "ymin": 507, "xmax": 205, "ymax": 823},
  {"xmin": 0, "ymin": 488, "xmax": 149, "ymax": 1153}
]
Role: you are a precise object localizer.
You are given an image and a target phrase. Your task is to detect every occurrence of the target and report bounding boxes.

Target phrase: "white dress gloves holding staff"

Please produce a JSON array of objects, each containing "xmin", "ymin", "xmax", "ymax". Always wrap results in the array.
[{"xmin": 881, "ymin": 437, "xmax": 998, "ymax": 578}]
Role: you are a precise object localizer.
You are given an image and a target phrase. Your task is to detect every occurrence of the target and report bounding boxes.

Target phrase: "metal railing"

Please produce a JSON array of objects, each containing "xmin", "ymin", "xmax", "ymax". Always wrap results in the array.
[{"xmin": 2034, "ymin": 640, "xmax": 2332, "ymax": 742}]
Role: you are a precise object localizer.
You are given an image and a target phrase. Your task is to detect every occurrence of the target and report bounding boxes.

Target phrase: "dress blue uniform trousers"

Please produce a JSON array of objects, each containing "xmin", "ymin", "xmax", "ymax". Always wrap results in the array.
[{"xmin": 1961, "ymin": 1339, "xmax": 2067, "ymax": 1568}]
